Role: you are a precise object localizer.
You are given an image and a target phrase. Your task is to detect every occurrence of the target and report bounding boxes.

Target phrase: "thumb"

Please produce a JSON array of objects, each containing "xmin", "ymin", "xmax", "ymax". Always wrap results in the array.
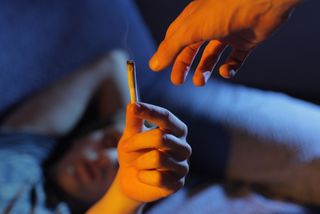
[{"xmin": 123, "ymin": 103, "xmax": 144, "ymax": 138}]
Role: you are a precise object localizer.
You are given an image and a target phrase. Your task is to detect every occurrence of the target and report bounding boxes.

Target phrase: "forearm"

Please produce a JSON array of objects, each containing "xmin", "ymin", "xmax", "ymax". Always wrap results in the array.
[
  {"xmin": 87, "ymin": 174, "xmax": 144, "ymax": 214},
  {"xmin": 1, "ymin": 61, "xmax": 110, "ymax": 136}
]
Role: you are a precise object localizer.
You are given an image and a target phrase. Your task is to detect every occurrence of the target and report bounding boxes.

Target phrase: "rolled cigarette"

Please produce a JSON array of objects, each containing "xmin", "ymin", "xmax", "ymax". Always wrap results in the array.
[{"xmin": 127, "ymin": 60, "xmax": 139, "ymax": 103}]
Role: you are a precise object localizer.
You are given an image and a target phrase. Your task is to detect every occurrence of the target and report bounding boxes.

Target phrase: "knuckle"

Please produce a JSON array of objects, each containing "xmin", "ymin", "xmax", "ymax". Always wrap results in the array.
[
  {"xmin": 177, "ymin": 47, "xmax": 196, "ymax": 63},
  {"xmin": 189, "ymin": 42, "xmax": 201, "ymax": 52},
  {"xmin": 176, "ymin": 56, "xmax": 191, "ymax": 67},
  {"xmin": 162, "ymin": 109, "xmax": 172, "ymax": 121}
]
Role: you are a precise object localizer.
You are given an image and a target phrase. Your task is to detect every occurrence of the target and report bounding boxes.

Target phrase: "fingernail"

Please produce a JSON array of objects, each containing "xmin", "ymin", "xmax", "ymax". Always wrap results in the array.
[
  {"xmin": 202, "ymin": 71, "xmax": 212, "ymax": 83},
  {"xmin": 149, "ymin": 55, "xmax": 159, "ymax": 71},
  {"xmin": 229, "ymin": 69, "xmax": 236, "ymax": 78}
]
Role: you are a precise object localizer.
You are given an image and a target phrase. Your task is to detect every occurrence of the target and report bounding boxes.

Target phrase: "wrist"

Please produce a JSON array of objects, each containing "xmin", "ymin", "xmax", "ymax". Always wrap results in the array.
[{"xmin": 87, "ymin": 173, "xmax": 145, "ymax": 214}]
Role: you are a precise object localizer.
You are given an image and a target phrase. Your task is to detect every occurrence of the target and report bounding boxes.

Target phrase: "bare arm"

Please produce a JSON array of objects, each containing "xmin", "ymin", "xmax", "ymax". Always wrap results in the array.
[{"xmin": 1, "ymin": 50, "xmax": 129, "ymax": 137}]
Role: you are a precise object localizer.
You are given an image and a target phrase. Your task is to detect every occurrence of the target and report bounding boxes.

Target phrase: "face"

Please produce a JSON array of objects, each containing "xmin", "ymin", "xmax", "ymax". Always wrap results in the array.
[{"xmin": 51, "ymin": 126, "xmax": 122, "ymax": 204}]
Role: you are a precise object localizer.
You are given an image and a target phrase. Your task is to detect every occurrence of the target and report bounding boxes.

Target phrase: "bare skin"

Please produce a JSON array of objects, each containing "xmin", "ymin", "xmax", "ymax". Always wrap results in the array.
[
  {"xmin": 87, "ymin": 103, "xmax": 190, "ymax": 213},
  {"xmin": 149, "ymin": 0, "xmax": 302, "ymax": 85},
  {"xmin": 2, "ymin": 50, "xmax": 129, "ymax": 136}
]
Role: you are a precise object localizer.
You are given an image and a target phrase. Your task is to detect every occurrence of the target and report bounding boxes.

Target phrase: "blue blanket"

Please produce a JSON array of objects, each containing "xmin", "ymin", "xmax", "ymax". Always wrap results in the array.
[{"xmin": 0, "ymin": 0, "xmax": 160, "ymax": 113}]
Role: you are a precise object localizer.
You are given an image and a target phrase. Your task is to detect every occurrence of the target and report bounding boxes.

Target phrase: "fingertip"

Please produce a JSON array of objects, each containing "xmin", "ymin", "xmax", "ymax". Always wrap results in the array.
[
  {"xmin": 193, "ymin": 70, "xmax": 212, "ymax": 87},
  {"xmin": 149, "ymin": 54, "xmax": 161, "ymax": 72},
  {"xmin": 150, "ymin": 41, "xmax": 172, "ymax": 72},
  {"xmin": 219, "ymin": 64, "xmax": 237, "ymax": 79},
  {"xmin": 171, "ymin": 78, "xmax": 183, "ymax": 86},
  {"xmin": 127, "ymin": 103, "xmax": 142, "ymax": 115},
  {"xmin": 192, "ymin": 71, "xmax": 205, "ymax": 87},
  {"xmin": 152, "ymin": 38, "xmax": 186, "ymax": 73}
]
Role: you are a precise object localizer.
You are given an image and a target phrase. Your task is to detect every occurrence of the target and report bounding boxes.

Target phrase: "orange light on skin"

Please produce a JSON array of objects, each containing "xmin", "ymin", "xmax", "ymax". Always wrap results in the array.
[
  {"xmin": 88, "ymin": 102, "xmax": 190, "ymax": 213},
  {"xmin": 149, "ymin": 0, "xmax": 302, "ymax": 86},
  {"xmin": 88, "ymin": 59, "xmax": 190, "ymax": 213}
]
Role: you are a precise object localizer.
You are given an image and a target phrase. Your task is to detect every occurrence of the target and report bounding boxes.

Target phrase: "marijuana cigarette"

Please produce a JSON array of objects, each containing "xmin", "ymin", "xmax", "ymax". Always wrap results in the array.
[
  {"xmin": 127, "ymin": 60, "xmax": 157, "ymax": 129},
  {"xmin": 127, "ymin": 60, "xmax": 139, "ymax": 103}
]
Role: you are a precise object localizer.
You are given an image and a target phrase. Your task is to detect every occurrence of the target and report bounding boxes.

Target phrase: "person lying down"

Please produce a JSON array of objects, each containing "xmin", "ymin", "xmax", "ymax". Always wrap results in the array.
[
  {"xmin": 0, "ymin": 50, "xmax": 189, "ymax": 214},
  {"xmin": 1, "ymin": 50, "xmax": 320, "ymax": 214}
]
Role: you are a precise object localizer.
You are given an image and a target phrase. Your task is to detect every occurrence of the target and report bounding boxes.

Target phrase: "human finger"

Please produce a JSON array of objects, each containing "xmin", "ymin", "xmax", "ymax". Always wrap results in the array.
[
  {"xmin": 219, "ymin": 48, "xmax": 252, "ymax": 78},
  {"xmin": 133, "ymin": 102, "xmax": 188, "ymax": 138},
  {"xmin": 122, "ymin": 103, "xmax": 144, "ymax": 137},
  {"xmin": 124, "ymin": 129, "xmax": 192, "ymax": 160},
  {"xmin": 171, "ymin": 42, "xmax": 203, "ymax": 85},
  {"xmin": 134, "ymin": 150, "xmax": 189, "ymax": 177},
  {"xmin": 149, "ymin": 2, "xmax": 200, "ymax": 72},
  {"xmin": 193, "ymin": 40, "xmax": 226, "ymax": 86},
  {"xmin": 149, "ymin": 16, "xmax": 201, "ymax": 72},
  {"xmin": 137, "ymin": 170, "xmax": 185, "ymax": 191}
]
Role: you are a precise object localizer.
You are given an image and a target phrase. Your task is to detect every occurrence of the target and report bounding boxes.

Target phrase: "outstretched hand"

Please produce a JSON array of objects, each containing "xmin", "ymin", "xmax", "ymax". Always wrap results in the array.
[
  {"xmin": 117, "ymin": 102, "xmax": 191, "ymax": 202},
  {"xmin": 149, "ymin": 0, "xmax": 301, "ymax": 86}
]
